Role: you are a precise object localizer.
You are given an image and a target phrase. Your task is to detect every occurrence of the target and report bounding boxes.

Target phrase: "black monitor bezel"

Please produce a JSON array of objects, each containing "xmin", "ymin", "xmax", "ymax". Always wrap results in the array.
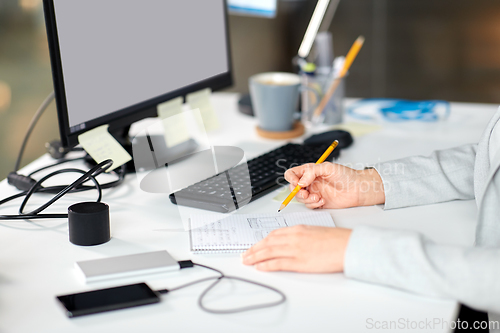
[{"xmin": 43, "ymin": 0, "xmax": 233, "ymax": 148}]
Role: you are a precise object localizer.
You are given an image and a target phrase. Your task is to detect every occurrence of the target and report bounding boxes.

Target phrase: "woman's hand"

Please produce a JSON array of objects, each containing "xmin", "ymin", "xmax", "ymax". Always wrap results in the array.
[
  {"xmin": 284, "ymin": 162, "xmax": 385, "ymax": 209},
  {"xmin": 242, "ymin": 225, "xmax": 352, "ymax": 273}
]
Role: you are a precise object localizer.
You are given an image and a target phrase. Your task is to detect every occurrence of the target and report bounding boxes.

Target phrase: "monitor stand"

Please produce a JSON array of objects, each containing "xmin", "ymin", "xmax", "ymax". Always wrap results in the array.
[{"xmin": 84, "ymin": 125, "xmax": 198, "ymax": 173}]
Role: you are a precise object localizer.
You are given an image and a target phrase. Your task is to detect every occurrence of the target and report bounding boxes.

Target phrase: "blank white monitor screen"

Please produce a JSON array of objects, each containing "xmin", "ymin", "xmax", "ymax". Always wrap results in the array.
[{"xmin": 53, "ymin": 0, "xmax": 229, "ymax": 130}]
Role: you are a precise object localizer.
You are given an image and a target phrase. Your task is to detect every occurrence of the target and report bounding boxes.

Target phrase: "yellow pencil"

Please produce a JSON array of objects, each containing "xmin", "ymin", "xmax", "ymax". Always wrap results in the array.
[
  {"xmin": 312, "ymin": 36, "xmax": 365, "ymax": 119},
  {"xmin": 278, "ymin": 140, "xmax": 339, "ymax": 212}
]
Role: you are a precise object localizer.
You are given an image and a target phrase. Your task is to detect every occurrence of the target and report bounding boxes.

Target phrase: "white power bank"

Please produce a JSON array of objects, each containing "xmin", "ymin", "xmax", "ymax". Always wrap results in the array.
[{"xmin": 76, "ymin": 250, "xmax": 179, "ymax": 283}]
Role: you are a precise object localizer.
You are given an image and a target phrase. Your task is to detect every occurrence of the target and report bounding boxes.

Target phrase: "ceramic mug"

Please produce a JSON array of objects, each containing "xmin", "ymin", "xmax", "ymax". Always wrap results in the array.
[{"xmin": 249, "ymin": 72, "xmax": 301, "ymax": 132}]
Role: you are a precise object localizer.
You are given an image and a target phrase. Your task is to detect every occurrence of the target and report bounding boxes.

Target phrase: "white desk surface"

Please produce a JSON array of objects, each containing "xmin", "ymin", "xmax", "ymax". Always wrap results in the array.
[{"xmin": 0, "ymin": 93, "xmax": 498, "ymax": 333}]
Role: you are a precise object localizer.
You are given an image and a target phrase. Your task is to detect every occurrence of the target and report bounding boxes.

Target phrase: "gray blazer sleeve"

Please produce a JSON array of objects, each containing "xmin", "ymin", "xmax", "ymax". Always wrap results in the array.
[
  {"xmin": 345, "ymin": 146, "xmax": 500, "ymax": 313},
  {"xmin": 373, "ymin": 144, "xmax": 477, "ymax": 209},
  {"xmin": 344, "ymin": 226, "xmax": 500, "ymax": 313}
]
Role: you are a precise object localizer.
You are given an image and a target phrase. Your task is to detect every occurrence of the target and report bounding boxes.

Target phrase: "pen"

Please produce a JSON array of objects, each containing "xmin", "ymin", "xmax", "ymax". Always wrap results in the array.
[{"xmin": 278, "ymin": 140, "xmax": 339, "ymax": 212}]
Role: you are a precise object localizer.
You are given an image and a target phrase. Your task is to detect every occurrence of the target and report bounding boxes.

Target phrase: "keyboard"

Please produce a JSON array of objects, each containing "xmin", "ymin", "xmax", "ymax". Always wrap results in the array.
[{"xmin": 169, "ymin": 142, "xmax": 340, "ymax": 213}]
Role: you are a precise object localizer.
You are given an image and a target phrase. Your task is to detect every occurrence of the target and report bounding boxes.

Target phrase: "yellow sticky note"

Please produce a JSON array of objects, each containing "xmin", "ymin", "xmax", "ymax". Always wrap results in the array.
[
  {"xmin": 186, "ymin": 88, "xmax": 211, "ymax": 103},
  {"xmin": 273, "ymin": 188, "xmax": 299, "ymax": 204},
  {"xmin": 158, "ymin": 97, "xmax": 191, "ymax": 148},
  {"xmin": 187, "ymin": 88, "xmax": 219, "ymax": 132},
  {"xmin": 330, "ymin": 122, "xmax": 382, "ymax": 137},
  {"xmin": 78, "ymin": 124, "xmax": 132, "ymax": 172}
]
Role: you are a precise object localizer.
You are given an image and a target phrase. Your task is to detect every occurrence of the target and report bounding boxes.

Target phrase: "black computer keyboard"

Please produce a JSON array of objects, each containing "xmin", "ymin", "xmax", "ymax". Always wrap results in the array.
[{"xmin": 169, "ymin": 143, "xmax": 340, "ymax": 213}]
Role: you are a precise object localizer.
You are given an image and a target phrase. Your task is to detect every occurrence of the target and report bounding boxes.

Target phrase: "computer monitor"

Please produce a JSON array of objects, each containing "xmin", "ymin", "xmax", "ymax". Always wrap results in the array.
[{"xmin": 43, "ymin": 0, "xmax": 232, "ymax": 149}]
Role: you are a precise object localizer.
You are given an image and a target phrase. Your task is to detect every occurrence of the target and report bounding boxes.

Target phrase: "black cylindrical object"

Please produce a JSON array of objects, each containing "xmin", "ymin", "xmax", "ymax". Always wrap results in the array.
[{"xmin": 68, "ymin": 202, "xmax": 110, "ymax": 246}]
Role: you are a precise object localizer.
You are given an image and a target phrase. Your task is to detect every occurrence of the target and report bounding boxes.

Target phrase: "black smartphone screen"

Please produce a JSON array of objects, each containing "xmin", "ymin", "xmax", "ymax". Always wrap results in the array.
[{"xmin": 56, "ymin": 283, "xmax": 160, "ymax": 317}]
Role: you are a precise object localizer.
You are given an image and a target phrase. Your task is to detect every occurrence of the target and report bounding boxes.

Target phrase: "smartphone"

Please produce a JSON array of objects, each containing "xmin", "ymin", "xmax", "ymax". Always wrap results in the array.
[{"xmin": 56, "ymin": 283, "xmax": 161, "ymax": 318}]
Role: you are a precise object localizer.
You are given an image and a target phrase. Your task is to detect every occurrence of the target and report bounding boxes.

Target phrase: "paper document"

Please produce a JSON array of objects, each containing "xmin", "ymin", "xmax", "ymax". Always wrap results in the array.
[
  {"xmin": 189, "ymin": 212, "xmax": 335, "ymax": 253},
  {"xmin": 78, "ymin": 124, "xmax": 131, "ymax": 172}
]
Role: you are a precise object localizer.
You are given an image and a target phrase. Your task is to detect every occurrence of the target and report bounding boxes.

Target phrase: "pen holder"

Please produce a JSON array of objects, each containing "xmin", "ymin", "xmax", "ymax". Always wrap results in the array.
[{"xmin": 301, "ymin": 73, "xmax": 345, "ymax": 126}]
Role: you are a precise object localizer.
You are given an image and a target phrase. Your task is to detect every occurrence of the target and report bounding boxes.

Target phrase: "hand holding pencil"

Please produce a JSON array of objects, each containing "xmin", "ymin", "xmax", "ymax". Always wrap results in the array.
[
  {"xmin": 281, "ymin": 153, "xmax": 386, "ymax": 211},
  {"xmin": 277, "ymin": 36, "xmax": 366, "ymax": 211},
  {"xmin": 279, "ymin": 140, "xmax": 339, "ymax": 212}
]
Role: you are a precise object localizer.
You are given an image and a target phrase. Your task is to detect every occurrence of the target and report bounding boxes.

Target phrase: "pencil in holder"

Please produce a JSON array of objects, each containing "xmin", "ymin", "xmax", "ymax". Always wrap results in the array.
[{"xmin": 300, "ymin": 71, "xmax": 345, "ymax": 126}]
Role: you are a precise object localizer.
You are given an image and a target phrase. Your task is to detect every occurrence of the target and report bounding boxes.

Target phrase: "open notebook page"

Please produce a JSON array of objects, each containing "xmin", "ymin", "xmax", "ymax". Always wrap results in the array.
[{"xmin": 189, "ymin": 212, "xmax": 335, "ymax": 253}]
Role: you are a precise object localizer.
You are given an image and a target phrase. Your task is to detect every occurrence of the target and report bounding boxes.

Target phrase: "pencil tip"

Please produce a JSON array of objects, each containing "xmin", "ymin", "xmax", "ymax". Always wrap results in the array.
[{"xmin": 277, "ymin": 210, "xmax": 281, "ymax": 213}]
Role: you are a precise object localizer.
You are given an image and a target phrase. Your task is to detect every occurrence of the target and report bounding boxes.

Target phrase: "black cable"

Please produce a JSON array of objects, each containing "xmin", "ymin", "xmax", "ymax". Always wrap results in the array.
[
  {"xmin": 0, "ymin": 192, "xmax": 27, "ymax": 206},
  {"xmin": 1, "ymin": 160, "xmax": 110, "ymax": 220},
  {"xmin": 193, "ymin": 263, "xmax": 225, "ymax": 276},
  {"xmin": 9, "ymin": 159, "xmax": 125, "ymax": 199},
  {"xmin": 198, "ymin": 275, "xmax": 287, "ymax": 314},
  {"xmin": 26, "ymin": 158, "xmax": 127, "ymax": 192},
  {"xmin": 159, "ymin": 276, "xmax": 222, "ymax": 294},
  {"xmin": 19, "ymin": 166, "xmax": 105, "ymax": 215},
  {"xmin": 162, "ymin": 263, "xmax": 225, "ymax": 293},
  {"xmin": 157, "ymin": 262, "xmax": 286, "ymax": 314},
  {"xmin": 0, "ymin": 160, "xmax": 116, "ymax": 220},
  {"xmin": 14, "ymin": 92, "xmax": 55, "ymax": 172},
  {"xmin": 1, "ymin": 161, "xmax": 126, "ymax": 220},
  {"xmin": 5, "ymin": 91, "xmax": 129, "ymax": 221},
  {"xmin": 27, "ymin": 157, "xmax": 84, "ymax": 177}
]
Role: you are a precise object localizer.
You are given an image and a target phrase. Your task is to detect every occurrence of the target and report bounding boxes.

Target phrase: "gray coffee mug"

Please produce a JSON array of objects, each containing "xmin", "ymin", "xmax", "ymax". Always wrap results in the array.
[{"xmin": 249, "ymin": 72, "xmax": 301, "ymax": 132}]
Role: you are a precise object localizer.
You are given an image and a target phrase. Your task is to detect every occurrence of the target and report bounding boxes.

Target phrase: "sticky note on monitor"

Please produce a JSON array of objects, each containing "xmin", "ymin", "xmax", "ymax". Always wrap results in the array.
[
  {"xmin": 187, "ymin": 88, "xmax": 219, "ymax": 132},
  {"xmin": 78, "ymin": 124, "xmax": 132, "ymax": 172},
  {"xmin": 157, "ymin": 97, "xmax": 191, "ymax": 148}
]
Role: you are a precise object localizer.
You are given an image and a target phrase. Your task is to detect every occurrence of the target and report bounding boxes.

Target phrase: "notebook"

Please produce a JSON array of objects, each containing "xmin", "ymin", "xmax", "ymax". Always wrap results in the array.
[{"xmin": 189, "ymin": 212, "xmax": 335, "ymax": 254}]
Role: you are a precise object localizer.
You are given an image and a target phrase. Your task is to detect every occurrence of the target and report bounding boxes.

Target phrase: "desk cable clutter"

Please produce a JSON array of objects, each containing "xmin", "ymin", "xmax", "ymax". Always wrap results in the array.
[
  {"xmin": 4, "ymin": 93, "xmax": 288, "ymax": 315},
  {"xmin": 1, "ymin": 92, "xmax": 125, "ymax": 247}
]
